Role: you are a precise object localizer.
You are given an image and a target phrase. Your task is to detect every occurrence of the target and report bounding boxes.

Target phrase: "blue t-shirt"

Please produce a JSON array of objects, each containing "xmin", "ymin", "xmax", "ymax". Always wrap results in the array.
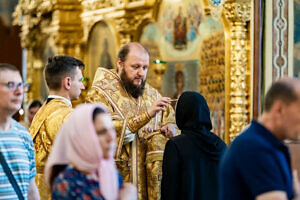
[
  {"xmin": 52, "ymin": 165, "xmax": 123, "ymax": 200},
  {"xmin": 219, "ymin": 120, "xmax": 293, "ymax": 200},
  {"xmin": 0, "ymin": 119, "xmax": 36, "ymax": 200}
]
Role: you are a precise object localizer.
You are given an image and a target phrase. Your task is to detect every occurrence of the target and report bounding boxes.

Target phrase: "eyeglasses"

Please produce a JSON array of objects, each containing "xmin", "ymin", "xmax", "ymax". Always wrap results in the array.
[{"xmin": 0, "ymin": 82, "xmax": 29, "ymax": 92}]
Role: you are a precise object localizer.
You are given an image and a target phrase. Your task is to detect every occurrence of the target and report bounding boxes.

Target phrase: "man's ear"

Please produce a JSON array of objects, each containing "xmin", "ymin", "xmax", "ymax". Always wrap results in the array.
[
  {"xmin": 272, "ymin": 100, "xmax": 286, "ymax": 119},
  {"xmin": 62, "ymin": 77, "xmax": 72, "ymax": 90},
  {"xmin": 116, "ymin": 59, "xmax": 123, "ymax": 74}
]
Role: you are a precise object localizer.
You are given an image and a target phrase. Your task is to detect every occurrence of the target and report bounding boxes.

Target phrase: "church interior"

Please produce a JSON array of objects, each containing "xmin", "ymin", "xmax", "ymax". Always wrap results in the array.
[{"xmin": 1, "ymin": 0, "xmax": 300, "ymax": 188}]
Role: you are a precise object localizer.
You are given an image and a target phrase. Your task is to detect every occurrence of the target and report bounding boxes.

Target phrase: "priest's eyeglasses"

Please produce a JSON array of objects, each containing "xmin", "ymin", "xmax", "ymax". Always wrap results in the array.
[{"xmin": 0, "ymin": 81, "xmax": 29, "ymax": 92}]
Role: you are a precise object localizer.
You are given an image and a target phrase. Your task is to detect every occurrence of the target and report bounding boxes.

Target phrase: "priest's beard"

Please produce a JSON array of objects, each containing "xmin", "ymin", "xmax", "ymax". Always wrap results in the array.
[{"xmin": 120, "ymin": 68, "xmax": 146, "ymax": 99}]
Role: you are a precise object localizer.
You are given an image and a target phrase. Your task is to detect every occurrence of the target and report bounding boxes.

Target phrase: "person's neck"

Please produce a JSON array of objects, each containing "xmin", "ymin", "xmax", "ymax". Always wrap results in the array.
[
  {"xmin": 0, "ymin": 112, "xmax": 12, "ymax": 131},
  {"xmin": 258, "ymin": 113, "xmax": 284, "ymax": 141},
  {"xmin": 70, "ymin": 163, "xmax": 97, "ymax": 178},
  {"xmin": 49, "ymin": 90, "xmax": 70, "ymax": 101}
]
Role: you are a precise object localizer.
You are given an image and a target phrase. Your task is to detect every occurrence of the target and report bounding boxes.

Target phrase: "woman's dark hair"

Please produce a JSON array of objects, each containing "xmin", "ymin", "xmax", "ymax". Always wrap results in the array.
[
  {"xmin": 50, "ymin": 165, "xmax": 67, "ymax": 187},
  {"xmin": 92, "ymin": 107, "xmax": 106, "ymax": 121}
]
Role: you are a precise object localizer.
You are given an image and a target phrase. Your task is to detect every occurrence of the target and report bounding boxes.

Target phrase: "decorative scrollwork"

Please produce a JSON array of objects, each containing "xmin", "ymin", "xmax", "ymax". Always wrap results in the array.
[
  {"xmin": 115, "ymin": 12, "xmax": 149, "ymax": 45},
  {"xmin": 14, "ymin": 0, "xmax": 84, "ymax": 104},
  {"xmin": 223, "ymin": 2, "xmax": 251, "ymax": 23},
  {"xmin": 80, "ymin": 0, "xmax": 114, "ymax": 11}
]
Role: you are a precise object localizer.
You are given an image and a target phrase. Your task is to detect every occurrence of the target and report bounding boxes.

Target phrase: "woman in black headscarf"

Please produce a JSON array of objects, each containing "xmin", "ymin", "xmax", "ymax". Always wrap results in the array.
[{"xmin": 161, "ymin": 91, "xmax": 226, "ymax": 200}]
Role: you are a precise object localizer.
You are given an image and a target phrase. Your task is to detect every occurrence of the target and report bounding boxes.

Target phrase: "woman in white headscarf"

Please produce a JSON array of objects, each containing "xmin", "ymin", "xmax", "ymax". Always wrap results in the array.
[{"xmin": 44, "ymin": 103, "xmax": 136, "ymax": 200}]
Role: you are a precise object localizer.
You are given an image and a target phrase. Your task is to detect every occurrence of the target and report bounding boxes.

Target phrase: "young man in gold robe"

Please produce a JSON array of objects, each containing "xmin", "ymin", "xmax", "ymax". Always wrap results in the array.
[
  {"xmin": 86, "ymin": 42, "xmax": 178, "ymax": 200},
  {"xmin": 30, "ymin": 56, "xmax": 85, "ymax": 200}
]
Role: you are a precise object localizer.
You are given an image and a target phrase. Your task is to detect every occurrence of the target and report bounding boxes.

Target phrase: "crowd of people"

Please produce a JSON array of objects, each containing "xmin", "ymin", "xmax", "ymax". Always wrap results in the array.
[{"xmin": 0, "ymin": 42, "xmax": 299, "ymax": 200}]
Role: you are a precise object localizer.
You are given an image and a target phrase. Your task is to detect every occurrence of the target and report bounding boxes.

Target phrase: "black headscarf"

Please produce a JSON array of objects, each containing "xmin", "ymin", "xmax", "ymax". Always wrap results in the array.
[{"xmin": 176, "ymin": 91, "xmax": 226, "ymax": 160}]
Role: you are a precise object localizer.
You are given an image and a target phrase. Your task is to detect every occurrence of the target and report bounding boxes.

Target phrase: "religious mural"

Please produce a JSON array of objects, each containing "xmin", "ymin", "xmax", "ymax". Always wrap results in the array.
[
  {"xmin": 294, "ymin": 0, "xmax": 300, "ymax": 78},
  {"xmin": 87, "ymin": 22, "xmax": 117, "ymax": 81},
  {"xmin": 158, "ymin": 0, "xmax": 203, "ymax": 60},
  {"xmin": 162, "ymin": 60, "xmax": 199, "ymax": 98}
]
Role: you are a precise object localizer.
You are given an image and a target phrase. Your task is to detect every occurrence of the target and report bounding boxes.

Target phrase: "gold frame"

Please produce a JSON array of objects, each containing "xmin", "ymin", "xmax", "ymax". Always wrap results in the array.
[{"xmin": 84, "ymin": 20, "xmax": 119, "ymax": 81}]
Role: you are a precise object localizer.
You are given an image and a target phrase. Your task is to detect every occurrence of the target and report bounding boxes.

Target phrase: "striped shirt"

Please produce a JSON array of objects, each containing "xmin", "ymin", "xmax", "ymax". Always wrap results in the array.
[{"xmin": 0, "ymin": 119, "xmax": 36, "ymax": 200}]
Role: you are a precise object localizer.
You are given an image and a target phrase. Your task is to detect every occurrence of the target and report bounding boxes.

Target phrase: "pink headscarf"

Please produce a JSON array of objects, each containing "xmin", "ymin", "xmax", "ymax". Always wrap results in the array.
[{"xmin": 44, "ymin": 103, "xmax": 119, "ymax": 200}]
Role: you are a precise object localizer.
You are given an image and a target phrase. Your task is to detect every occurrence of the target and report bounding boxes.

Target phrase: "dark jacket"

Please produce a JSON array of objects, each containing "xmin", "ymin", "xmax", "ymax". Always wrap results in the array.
[{"xmin": 161, "ymin": 91, "xmax": 226, "ymax": 200}]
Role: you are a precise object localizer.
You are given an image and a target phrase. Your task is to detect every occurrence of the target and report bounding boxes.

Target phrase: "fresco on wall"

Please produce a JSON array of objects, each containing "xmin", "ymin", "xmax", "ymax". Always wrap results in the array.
[
  {"xmin": 158, "ymin": 0, "xmax": 203, "ymax": 60},
  {"xmin": 294, "ymin": 0, "xmax": 300, "ymax": 78},
  {"xmin": 140, "ymin": 23, "xmax": 160, "ymax": 60},
  {"xmin": 162, "ymin": 60, "xmax": 199, "ymax": 97},
  {"xmin": 87, "ymin": 22, "xmax": 117, "ymax": 81}
]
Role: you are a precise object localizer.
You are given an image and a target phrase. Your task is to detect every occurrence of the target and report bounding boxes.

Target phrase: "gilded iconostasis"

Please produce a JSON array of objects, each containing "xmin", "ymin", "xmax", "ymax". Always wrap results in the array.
[
  {"xmin": 5, "ymin": 0, "xmax": 300, "ymax": 142},
  {"xmin": 76, "ymin": 0, "xmax": 227, "ymax": 140},
  {"xmin": 14, "ymin": 0, "xmax": 254, "ymax": 142}
]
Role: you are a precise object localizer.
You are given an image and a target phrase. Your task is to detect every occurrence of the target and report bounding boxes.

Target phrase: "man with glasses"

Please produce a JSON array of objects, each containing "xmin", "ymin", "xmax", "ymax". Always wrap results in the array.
[
  {"xmin": 30, "ymin": 55, "xmax": 85, "ymax": 200},
  {"xmin": 0, "ymin": 63, "xmax": 40, "ymax": 199}
]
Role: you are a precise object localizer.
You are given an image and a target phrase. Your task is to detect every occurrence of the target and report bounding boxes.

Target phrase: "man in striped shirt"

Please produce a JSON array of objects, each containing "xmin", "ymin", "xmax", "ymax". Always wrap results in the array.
[{"xmin": 0, "ymin": 64, "xmax": 39, "ymax": 199}]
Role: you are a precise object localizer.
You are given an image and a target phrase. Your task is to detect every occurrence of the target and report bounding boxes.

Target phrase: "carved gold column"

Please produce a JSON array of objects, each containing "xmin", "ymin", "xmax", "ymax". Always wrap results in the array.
[
  {"xmin": 50, "ymin": 0, "xmax": 84, "ymax": 60},
  {"xmin": 223, "ymin": 0, "xmax": 251, "ymax": 142},
  {"xmin": 51, "ymin": 0, "xmax": 85, "ymax": 105},
  {"xmin": 14, "ymin": 0, "xmax": 85, "ymax": 103},
  {"xmin": 14, "ymin": 0, "xmax": 51, "ymax": 104}
]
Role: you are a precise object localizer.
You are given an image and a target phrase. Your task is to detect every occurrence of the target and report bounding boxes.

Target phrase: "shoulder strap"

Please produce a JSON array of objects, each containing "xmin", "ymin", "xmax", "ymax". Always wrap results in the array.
[{"xmin": 0, "ymin": 151, "xmax": 24, "ymax": 200}]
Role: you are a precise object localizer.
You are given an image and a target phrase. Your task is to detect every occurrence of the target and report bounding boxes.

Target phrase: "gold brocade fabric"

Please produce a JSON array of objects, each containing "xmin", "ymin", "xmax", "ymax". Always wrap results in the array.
[
  {"xmin": 86, "ymin": 68, "xmax": 176, "ymax": 200},
  {"xmin": 29, "ymin": 99, "xmax": 72, "ymax": 200}
]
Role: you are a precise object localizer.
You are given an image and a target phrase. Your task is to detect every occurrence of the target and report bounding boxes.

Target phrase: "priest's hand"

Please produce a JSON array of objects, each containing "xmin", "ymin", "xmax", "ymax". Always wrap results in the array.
[
  {"xmin": 147, "ymin": 97, "xmax": 171, "ymax": 118},
  {"xmin": 161, "ymin": 123, "xmax": 177, "ymax": 138}
]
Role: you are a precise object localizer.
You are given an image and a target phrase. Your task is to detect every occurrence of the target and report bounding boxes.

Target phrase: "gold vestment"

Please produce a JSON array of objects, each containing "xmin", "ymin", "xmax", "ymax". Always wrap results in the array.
[
  {"xmin": 29, "ymin": 98, "xmax": 72, "ymax": 200},
  {"xmin": 86, "ymin": 68, "xmax": 176, "ymax": 200}
]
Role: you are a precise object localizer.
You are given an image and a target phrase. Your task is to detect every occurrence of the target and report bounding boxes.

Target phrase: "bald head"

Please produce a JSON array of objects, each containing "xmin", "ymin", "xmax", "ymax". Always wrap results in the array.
[
  {"xmin": 264, "ymin": 77, "xmax": 300, "ymax": 112},
  {"xmin": 116, "ymin": 42, "xmax": 149, "ymax": 98},
  {"xmin": 118, "ymin": 42, "xmax": 149, "ymax": 63}
]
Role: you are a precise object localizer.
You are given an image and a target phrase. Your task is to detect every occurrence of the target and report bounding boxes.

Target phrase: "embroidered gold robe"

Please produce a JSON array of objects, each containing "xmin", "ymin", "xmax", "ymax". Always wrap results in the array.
[
  {"xmin": 29, "ymin": 99, "xmax": 72, "ymax": 200},
  {"xmin": 86, "ymin": 67, "xmax": 176, "ymax": 200}
]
